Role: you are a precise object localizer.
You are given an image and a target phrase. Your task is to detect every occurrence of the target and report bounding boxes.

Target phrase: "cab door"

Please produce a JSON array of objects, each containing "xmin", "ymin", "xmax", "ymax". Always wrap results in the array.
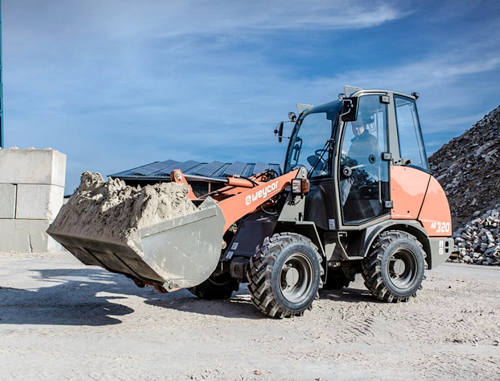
[
  {"xmin": 390, "ymin": 95, "xmax": 432, "ymax": 220},
  {"xmin": 338, "ymin": 94, "xmax": 390, "ymax": 225}
]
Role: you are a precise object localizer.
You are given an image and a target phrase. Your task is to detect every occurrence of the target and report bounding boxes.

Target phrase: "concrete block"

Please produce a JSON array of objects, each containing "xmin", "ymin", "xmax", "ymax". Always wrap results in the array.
[
  {"xmin": 16, "ymin": 184, "xmax": 64, "ymax": 220},
  {"xmin": 0, "ymin": 184, "xmax": 17, "ymax": 219},
  {"xmin": 0, "ymin": 219, "xmax": 61, "ymax": 253},
  {"xmin": 0, "ymin": 148, "xmax": 66, "ymax": 186}
]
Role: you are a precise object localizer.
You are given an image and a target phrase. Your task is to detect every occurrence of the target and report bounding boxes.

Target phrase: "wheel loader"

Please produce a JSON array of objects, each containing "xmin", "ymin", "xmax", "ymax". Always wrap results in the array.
[{"xmin": 48, "ymin": 87, "xmax": 454, "ymax": 318}]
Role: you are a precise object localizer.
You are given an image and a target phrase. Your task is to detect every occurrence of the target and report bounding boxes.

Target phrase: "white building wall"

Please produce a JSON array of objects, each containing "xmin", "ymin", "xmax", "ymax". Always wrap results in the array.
[{"xmin": 0, "ymin": 147, "xmax": 66, "ymax": 252}]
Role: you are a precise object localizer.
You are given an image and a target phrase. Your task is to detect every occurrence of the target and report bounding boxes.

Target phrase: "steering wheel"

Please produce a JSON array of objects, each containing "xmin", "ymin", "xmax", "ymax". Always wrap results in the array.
[{"xmin": 309, "ymin": 149, "xmax": 327, "ymax": 171}]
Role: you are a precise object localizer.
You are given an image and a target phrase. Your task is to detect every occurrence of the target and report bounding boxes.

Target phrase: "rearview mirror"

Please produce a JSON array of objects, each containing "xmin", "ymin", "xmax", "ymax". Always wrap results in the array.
[
  {"xmin": 340, "ymin": 97, "xmax": 358, "ymax": 122},
  {"xmin": 274, "ymin": 122, "xmax": 284, "ymax": 143}
]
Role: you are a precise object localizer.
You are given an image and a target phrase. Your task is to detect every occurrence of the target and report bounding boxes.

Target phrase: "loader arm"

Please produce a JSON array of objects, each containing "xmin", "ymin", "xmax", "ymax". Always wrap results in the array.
[
  {"xmin": 171, "ymin": 168, "xmax": 301, "ymax": 233},
  {"xmin": 216, "ymin": 169, "xmax": 299, "ymax": 232}
]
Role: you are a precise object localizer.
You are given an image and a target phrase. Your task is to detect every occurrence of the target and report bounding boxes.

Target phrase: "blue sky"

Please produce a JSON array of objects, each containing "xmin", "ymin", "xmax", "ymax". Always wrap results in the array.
[{"xmin": 3, "ymin": 0, "xmax": 500, "ymax": 192}]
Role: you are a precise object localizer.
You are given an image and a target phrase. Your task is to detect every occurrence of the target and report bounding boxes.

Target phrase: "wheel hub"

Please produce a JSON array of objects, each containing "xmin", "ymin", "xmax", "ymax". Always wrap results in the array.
[
  {"xmin": 279, "ymin": 253, "xmax": 314, "ymax": 303},
  {"xmin": 283, "ymin": 265, "xmax": 299, "ymax": 287},
  {"xmin": 392, "ymin": 259, "xmax": 406, "ymax": 277},
  {"xmin": 388, "ymin": 249, "xmax": 416, "ymax": 289}
]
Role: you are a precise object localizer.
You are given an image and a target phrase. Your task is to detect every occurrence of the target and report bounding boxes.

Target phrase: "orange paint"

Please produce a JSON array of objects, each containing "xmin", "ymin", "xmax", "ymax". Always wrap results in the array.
[
  {"xmin": 390, "ymin": 166, "xmax": 430, "ymax": 220},
  {"xmin": 418, "ymin": 176, "xmax": 452, "ymax": 237},
  {"xmin": 217, "ymin": 170, "xmax": 299, "ymax": 232},
  {"xmin": 390, "ymin": 166, "xmax": 452, "ymax": 237},
  {"xmin": 170, "ymin": 169, "xmax": 197, "ymax": 199},
  {"xmin": 169, "ymin": 168, "xmax": 300, "ymax": 234}
]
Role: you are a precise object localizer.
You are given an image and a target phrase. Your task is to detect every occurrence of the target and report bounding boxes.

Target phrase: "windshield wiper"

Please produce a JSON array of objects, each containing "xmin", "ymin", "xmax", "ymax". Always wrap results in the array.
[{"xmin": 310, "ymin": 139, "xmax": 333, "ymax": 176}]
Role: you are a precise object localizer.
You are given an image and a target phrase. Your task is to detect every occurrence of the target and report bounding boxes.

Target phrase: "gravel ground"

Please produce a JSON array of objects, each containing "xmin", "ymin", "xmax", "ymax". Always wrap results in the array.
[{"xmin": 1, "ymin": 251, "xmax": 499, "ymax": 381}]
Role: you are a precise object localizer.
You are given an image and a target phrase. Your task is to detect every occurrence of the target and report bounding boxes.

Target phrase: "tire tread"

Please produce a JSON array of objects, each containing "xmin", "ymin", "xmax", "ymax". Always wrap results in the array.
[
  {"xmin": 361, "ymin": 230, "xmax": 426, "ymax": 303},
  {"xmin": 247, "ymin": 232, "xmax": 324, "ymax": 318}
]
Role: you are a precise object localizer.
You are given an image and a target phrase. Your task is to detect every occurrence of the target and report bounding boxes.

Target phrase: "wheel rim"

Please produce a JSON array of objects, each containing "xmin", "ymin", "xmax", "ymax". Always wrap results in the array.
[
  {"xmin": 387, "ymin": 248, "xmax": 417, "ymax": 290},
  {"xmin": 279, "ymin": 253, "xmax": 314, "ymax": 303}
]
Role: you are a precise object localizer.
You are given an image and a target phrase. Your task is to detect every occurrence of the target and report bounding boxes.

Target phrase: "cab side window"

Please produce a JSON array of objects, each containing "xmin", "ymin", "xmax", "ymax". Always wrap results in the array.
[
  {"xmin": 395, "ymin": 96, "xmax": 429, "ymax": 172},
  {"xmin": 339, "ymin": 94, "xmax": 389, "ymax": 224}
]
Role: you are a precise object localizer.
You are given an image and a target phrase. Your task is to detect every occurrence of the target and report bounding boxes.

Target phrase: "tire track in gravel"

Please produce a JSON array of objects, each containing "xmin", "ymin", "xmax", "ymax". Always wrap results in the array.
[
  {"xmin": 409, "ymin": 350, "xmax": 500, "ymax": 381},
  {"xmin": 2, "ymin": 254, "xmax": 500, "ymax": 381}
]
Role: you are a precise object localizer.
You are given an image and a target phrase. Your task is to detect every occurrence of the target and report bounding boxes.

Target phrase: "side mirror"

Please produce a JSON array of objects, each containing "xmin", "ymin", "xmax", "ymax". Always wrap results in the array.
[
  {"xmin": 340, "ymin": 97, "xmax": 358, "ymax": 122},
  {"xmin": 274, "ymin": 122, "xmax": 284, "ymax": 143}
]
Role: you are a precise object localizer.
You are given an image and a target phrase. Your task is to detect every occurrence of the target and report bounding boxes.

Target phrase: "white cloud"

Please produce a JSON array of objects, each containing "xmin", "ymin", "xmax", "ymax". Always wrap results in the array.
[
  {"xmin": 90, "ymin": 0, "xmax": 407, "ymax": 35},
  {"xmin": 6, "ymin": 0, "xmax": 408, "ymax": 45},
  {"xmin": 432, "ymin": 58, "xmax": 500, "ymax": 79},
  {"xmin": 4, "ymin": 0, "xmax": 500, "ymax": 192}
]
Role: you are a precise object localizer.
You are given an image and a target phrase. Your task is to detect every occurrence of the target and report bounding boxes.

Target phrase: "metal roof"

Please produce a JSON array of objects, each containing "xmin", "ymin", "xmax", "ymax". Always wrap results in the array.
[{"xmin": 110, "ymin": 159, "xmax": 282, "ymax": 183}]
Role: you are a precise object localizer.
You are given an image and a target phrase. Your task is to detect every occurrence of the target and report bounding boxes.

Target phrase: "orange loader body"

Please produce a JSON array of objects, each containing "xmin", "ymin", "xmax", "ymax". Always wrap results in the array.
[{"xmin": 48, "ymin": 87, "xmax": 454, "ymax": 319}]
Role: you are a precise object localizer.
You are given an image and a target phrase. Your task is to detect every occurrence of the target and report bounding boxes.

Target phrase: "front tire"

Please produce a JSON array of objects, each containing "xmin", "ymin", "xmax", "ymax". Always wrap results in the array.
[
  {"xmin": 362, "ymin": 230, "xmax": 426, "ymax": 302},
  {"xmin": 247, "ymin": 233, "xmax": 323, "ymax": 318}
]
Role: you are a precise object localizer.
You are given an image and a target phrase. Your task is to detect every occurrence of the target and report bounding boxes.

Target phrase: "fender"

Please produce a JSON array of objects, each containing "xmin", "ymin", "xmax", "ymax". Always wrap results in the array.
[
  {"xmin": 280, "ymin": 221, "xmax": 326, "ymax": 259},
  {"xmin": 362, "ymin": 220, "xmax": 433, "ymax": 267}
]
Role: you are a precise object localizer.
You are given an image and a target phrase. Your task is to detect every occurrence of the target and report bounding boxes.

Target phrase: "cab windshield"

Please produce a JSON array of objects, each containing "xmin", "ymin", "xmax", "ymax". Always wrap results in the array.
[{"xmin": 284, "ymin": 102, "xmax": 340, "ymax": 177}]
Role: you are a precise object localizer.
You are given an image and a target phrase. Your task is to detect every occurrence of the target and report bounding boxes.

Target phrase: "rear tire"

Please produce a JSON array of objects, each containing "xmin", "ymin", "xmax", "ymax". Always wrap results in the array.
[
  {"xmin": 362, "ymin": 230, "xmax": 425, "ymax": 302},
  {"xmin": 188, "ymin": 273, "xmax": 239, "ymax": 300},
  {"xmin": 247, "ymin": 233, "xmax": 323, "ymax": 318}
]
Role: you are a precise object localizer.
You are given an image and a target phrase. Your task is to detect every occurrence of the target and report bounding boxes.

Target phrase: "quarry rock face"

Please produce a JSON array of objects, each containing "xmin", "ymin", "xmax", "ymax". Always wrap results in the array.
[
  {"xmin": 428, "ymin": 104, "xmax": 500, "ymax": 266},
  {"xmin": 429, "ymin": 105, "xmax": 500, "ymax": 230}
]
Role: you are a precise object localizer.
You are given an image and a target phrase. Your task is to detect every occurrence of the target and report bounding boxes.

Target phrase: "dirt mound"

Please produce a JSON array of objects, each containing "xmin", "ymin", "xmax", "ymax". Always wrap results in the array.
[
  {"xmin": 428, "ymin": 105, "xmax": 500, "ymax": 230},
  {"xmin": 49, "ymin": 172, "xmax": 198, "ymax": 244}
]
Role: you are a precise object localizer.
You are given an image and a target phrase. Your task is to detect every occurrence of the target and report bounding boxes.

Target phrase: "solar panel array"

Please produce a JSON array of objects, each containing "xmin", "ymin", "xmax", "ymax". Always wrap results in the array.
[{"xmin": 110, "ymin": 159, "xmax": 283, "ymax": 181}]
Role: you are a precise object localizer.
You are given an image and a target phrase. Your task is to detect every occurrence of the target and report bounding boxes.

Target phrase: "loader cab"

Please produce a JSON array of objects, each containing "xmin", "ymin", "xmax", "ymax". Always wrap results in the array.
[{"xmin": 284, "ymin": 90, "xmax": 426, "ymax": 232}]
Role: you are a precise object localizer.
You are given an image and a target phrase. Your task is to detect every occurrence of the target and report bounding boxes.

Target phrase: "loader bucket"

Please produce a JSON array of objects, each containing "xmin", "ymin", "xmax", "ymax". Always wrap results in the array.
[{"xmin": 47, "ymin": 173, "xmax": 226, "ymax": 290}]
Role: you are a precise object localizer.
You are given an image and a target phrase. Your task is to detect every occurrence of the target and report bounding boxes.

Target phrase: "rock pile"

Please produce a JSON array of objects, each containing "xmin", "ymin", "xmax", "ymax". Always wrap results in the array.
[
  {"xmin": 428, "ymin": 104, "xmax": 500, "ymax": 229},
  {"xmin": 451, "ymin": 206, "xmax": 500, "ymax": 266}
]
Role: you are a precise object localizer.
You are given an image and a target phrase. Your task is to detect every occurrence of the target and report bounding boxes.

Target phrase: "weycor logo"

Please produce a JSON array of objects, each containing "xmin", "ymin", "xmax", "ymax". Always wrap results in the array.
[{"xmin": 245, "ymin": 180, "xmax": 279, "ymax": 206}]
